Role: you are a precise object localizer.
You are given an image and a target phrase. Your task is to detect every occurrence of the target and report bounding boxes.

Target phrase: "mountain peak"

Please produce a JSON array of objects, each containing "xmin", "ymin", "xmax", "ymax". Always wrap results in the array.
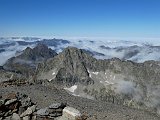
[
  {"xmin": 34, "ymin": 43, "xmax": 49, "ymax": 50},
  {"xmin": 3, "ymin": 44, "xmax": 57, "ymax": 76},
  {"xmin": 36, "ymin": 46, "xmax": 94, "ymax": 85},
  {"xmin": 63, "ymin": 46, "xmax": 83, "ymax": 54},
  {"xmin": 21, "ymin": 43, "xmax": 57, "ymax": 61}
]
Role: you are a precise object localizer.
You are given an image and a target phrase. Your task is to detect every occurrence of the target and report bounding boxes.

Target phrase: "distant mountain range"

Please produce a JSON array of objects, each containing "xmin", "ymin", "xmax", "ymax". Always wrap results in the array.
[{"xmin": 0, "ymin": 37, "xmax": 160, "ymax": 66}]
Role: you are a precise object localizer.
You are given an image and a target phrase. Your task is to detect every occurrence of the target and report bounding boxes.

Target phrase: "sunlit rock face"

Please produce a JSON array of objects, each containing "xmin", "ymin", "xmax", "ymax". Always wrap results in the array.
[{"xmin": 58, "ymin": 107, "xmax": 81, "ymax": 120}]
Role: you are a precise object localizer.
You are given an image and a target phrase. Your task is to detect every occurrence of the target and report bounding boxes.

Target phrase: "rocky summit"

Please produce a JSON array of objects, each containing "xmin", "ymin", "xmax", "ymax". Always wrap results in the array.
[
  {"xmin": 36, "ymin": 47, "xmax": 94, "ymax": 85},
  {"xmin": 0, "ymin": 92, "xmax": 86, "ymax": 120},
  {"xmin": 0, "ymin": 44, "xmax": 160, "ymax": 120}
]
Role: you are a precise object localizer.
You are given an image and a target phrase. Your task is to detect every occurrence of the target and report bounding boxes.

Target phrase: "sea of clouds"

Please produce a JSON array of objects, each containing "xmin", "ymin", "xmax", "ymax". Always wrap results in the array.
[{"xmin": 0, "ymin": 37, "xmax": 160, "ymax": 65}]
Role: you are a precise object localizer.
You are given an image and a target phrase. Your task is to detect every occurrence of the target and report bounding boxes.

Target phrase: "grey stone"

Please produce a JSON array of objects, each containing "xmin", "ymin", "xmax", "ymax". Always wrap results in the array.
[
  {"xmin": 36, "ymin": 107, "xmax": 49, "ymax": 116},
  {"xmin": 4, "ymin": 110, "xmax": 12, "ymax": 117},
  {"xmin": 49, "ymin": 103, "xmax": 62, "ymax": 109},
  {"xmin": 48, "ymin": 108, "xmax": 63, "ymax": 113},
  {"xmin": 29, "ymin": 105, "xmax": 36, "ymax": 112},
  {"xmin": 50, "ymin": 112, "xmax": 62, "ymax": 117},
  {"xmin": 0, "ymin": 99, "xmax": 4, "ymax": 106},
  {"xmin": 23, "ymin": 116, "xmax": 30, "ymax": 120},
  {"xmin": 0, "ymin": 112, "xmax": 5, "ymax": 117},
  {"xmin": 31, "ymin": 115, "xmax": 36, "ymax": 120},
  {"xmin": 16, "ymin": 93, "xmax": 27, "ymax": 100},
  {"xmin": 11, "ymin": 113, "xmax": 20, "ymax": 120},
  {"xmin": 11, "ymin": 109, "xmax": 18, "ymax": 113},
  {"xmin": 36, "ymin": 116, "xmax": 46, "ymax": 120},
  {"xmin": 3, "ymin": 116, "xmax": 11, "ymax": 120},
  {"xmin": 20, "ymin": 105, "xmax": 36, "ymax": 117},
  {"xmin": 61, "ymin": 107, "xmax": 81, "ymax": 120},
  {"xmin": 5, "ymin": 99, "xmax": 17, "ymax": 105},
  {"xmin": 18, "ymin": 106, "xmax": 26, "ymax": 115},
  {"xmin": 20, "ymin": 97, "xmax": 31, "ymax": 107},
  {"xmin": 56, "ymin": 108, "xmax": 63, "ymax": 112}
]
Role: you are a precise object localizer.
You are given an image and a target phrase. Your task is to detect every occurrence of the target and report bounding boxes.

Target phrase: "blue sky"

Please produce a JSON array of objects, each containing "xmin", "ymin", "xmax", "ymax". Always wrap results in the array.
[{"xmin": 0, "ymin": 0, "xmax": 160, "ymax": 40}]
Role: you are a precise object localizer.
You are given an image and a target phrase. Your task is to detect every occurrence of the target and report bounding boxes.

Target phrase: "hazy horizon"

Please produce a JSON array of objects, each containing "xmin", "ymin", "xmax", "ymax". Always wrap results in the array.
[{"xmin": 1, "ymin": 36, "xmax": 160, "ymax": 45}]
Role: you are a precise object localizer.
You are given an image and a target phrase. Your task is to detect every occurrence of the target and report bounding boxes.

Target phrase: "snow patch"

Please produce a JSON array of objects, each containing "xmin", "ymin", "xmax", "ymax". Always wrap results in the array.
[
  {"xmin": 64, "ymin": 85, "xmax": 77, "ymax": 93},
  {"xmin": 48, "ymin": 70, "xmax": 57, "ymax": 81},
  {"xmin": 100, "ymin": 80, "xmax": 114, "ymax": 85},
  {"xmin": 92, "ymin": 72, "xmax": 99, "ymax": 75},
  {"xmin": 105, "ymin": 80, "xmax": 114, "ymax": 85},
  {"xmin": 72, "ymin": 94, "xmax": 80, "ymax": 97},
  {"xmin": 89, "ymin": 74, "xmax": 92, "ymax": 78},
  {"xmin": 100, "ymin": 81, "xmax": 103, "ymax": 83},
  {"xmin": 87, "ymin": 69, "xmax": 92, "ymax": 78},
  {"xmin": 49, "ymin": 79, "xmax": 53, "ymax": 82}
]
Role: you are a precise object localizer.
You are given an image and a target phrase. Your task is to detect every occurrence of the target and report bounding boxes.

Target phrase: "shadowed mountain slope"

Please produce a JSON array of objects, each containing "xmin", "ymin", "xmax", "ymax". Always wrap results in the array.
[{"xmin": 3, "ymin": 44, "xmax": 57, "ymax": 76}]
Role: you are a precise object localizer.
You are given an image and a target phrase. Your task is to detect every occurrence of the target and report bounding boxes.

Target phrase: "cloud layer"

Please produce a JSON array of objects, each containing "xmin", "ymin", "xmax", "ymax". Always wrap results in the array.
[{"xmin": 0, "ymin": 37, "xmax": 160, "ymax": 65}]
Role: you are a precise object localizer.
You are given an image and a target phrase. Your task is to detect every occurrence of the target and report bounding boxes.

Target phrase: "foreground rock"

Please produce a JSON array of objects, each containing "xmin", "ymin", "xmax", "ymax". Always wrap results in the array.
[
  {"xmin": 36, "ymin": 102, "xmax": 66, "ymax": 119},
  {"xmin": 0, "ymin": 92, "xmax": 86, "ymax": 120},
  {"xmin": 58, "ymin": 107, "xmax": 82, "ymax": 120},
  {"xmin": 11, "ymin": 113, "xmax": 20, "ymax": 120},
  {"xmin": 0, "ymin": 92, "xmax": 35, "ymax": 120}
]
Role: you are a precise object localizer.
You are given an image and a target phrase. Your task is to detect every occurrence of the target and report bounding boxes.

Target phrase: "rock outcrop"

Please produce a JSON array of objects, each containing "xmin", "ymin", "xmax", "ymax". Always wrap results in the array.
[
  {"xmin": 0, "ymin": 93, "xmax": 86, "ymax": 120},
  {"xmin": 59, "ymin": 107, "xmax": 82, "ymax": 120},
  {"xmin": 0, "ymin": 92, "xmax": 35, "ymax": 120}
]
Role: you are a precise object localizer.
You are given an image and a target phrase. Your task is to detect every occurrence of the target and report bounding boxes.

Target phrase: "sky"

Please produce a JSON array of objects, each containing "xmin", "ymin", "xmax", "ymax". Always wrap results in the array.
[{"xmin": 0, "ymin": 0, "xmax": 160, "ymax": 40}]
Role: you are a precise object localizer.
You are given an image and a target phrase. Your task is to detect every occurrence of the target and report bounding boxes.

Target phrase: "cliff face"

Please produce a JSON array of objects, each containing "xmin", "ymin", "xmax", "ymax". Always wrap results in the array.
[{"xmin": 36, "ymin": 47, "xmax": 94, "ymax": 85}]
